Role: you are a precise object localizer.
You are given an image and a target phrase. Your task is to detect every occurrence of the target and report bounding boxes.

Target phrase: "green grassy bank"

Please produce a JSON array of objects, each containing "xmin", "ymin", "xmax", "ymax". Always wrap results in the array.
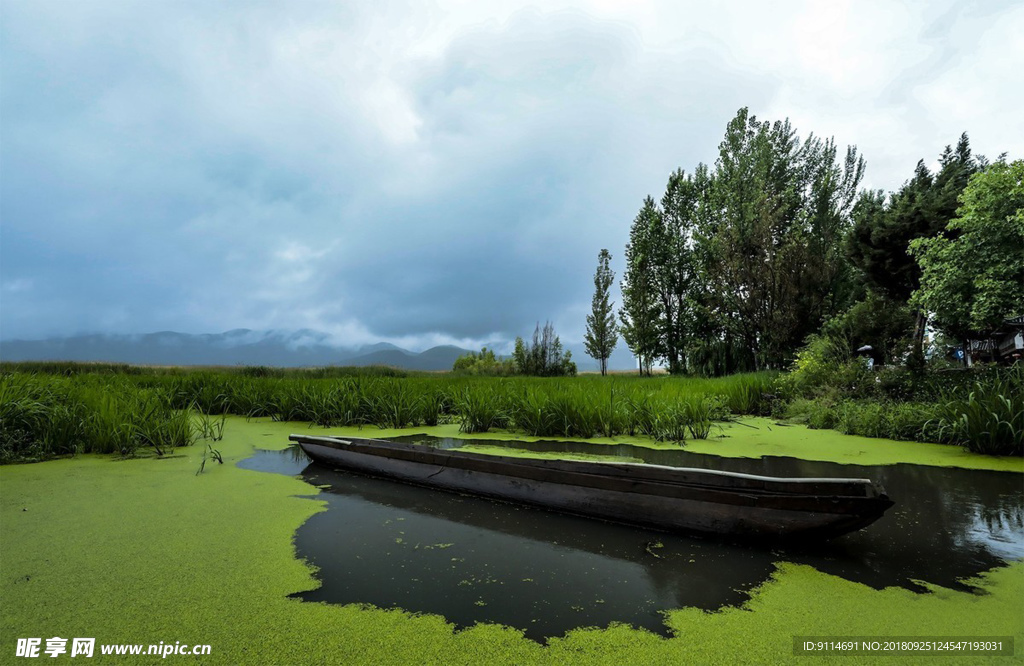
[
  {"xmin": 2, "ymin": 417, "xmax": 1021, "ymax": 664},
  {"xmin": 5, "ymin": 364, "xmax": 1022, "ymax": 465},
  {"xmin": 335, "ymin": 418, "xmax": 1024, "ymax": 472}
]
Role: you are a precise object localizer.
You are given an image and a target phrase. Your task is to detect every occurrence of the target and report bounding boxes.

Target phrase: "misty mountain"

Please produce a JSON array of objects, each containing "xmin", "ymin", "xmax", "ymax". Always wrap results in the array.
[
  {"xmin": 0, "ymin": 330, "xmax": 471, "ymax": 371},
  {"xmin": 345, "ymin": 345, "xmax": 471, "ymax": 372},
  {"xmin": 0, "ymin": 330, "xmax": 641, "ymax": 372}
]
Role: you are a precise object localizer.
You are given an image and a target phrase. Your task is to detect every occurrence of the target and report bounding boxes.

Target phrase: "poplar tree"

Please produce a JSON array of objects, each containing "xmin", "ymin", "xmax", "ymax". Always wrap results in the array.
[
  {"xmin": 584, "ymin": 249, "xmax": 618, "ymax": 375},
  {"xmin": 619, "ymin": 197, "xmax": 663, "ymax": 375},
  {"xmin": 655, "ymin": 169, "xmax": 700, "ymax": 373}
]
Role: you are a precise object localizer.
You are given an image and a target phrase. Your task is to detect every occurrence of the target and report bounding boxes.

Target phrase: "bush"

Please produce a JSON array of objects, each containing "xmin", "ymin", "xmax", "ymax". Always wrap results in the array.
[
  {"xmin": 933, "ymin": 368, "xmax": 1024, "ymax": 456},
  {"xmin": 452, "ymin": 348, "xmax": 514, "ymax": 376},
  {"xmin": 775, "ymin": 334, "xmax": 874, "ymax": 400}
]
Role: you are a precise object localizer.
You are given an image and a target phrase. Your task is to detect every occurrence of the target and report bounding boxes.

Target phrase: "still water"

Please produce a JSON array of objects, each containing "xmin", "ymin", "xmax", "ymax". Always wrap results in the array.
[{"xmin": 239, "ymin": 435, "xmax": 1023, "ymax": 641}]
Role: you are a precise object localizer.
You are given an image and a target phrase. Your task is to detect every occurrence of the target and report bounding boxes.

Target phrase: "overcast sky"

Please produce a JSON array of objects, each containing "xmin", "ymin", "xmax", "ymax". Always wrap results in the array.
[{"xmin": 2, "ymin": 0, "xmax": 1022, "ymax": 351}]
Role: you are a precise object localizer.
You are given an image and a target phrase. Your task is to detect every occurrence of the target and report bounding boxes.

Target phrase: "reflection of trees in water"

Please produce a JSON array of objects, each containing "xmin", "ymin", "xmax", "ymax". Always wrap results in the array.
[{"xmin": 964, "ymin": 503, "xmax": 1024, "ymax": 562}]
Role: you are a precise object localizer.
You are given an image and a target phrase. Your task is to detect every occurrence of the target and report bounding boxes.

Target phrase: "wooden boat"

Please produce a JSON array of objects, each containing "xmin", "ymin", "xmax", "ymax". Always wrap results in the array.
[{"xmin": 289, "ymin": 434, "xmax": 894, "ymax": 541}]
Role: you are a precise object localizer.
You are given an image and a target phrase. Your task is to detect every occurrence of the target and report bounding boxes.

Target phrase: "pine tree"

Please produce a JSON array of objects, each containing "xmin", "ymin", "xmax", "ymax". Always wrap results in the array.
[{"xmin": 584, "ymin": 249, "xmax": 618, "ymax": 375}]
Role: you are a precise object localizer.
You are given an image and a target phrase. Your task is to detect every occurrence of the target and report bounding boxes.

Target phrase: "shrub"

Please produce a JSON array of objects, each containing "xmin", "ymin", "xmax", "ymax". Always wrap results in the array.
[
  {"xmin": 452, "ymin": 348, "xmax": 515, "ymax": 376},
  {"xmin": 933, "ymin": 369, "xmax": 1024, "ymax": 456}
]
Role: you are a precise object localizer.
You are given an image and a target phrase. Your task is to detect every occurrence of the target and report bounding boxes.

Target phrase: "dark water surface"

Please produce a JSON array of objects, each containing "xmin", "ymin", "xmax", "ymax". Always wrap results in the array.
[{"xmin": 239, "ymin": 435, "xmax": 1023, "ymax": 641}]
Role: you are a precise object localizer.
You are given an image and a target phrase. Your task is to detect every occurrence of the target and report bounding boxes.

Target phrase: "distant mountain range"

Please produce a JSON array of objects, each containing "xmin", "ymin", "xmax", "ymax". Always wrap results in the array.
[
  {"xmin": 0, "ymin": 330, "xmax": 472, "ymax": 371},
  {"xmin": 0, "ymin": 329, "xmax": 641, "ymax": 372}
]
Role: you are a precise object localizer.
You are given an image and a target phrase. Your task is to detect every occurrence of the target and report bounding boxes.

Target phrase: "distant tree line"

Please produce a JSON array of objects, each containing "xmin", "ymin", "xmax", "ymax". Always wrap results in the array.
[
  {"xmin": 617, "ymin": 107, "xmax": 1023, "ymax": 374},
  {"xmin": 453, "ymin": 322, "xmax": 576, "ymax": 376}
]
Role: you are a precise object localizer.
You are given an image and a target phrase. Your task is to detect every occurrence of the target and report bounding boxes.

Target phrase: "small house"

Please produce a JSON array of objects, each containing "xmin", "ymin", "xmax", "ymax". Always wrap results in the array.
[{"xmin": 965, "ymin": 315, "xmax": 1023, "ymax": 366}]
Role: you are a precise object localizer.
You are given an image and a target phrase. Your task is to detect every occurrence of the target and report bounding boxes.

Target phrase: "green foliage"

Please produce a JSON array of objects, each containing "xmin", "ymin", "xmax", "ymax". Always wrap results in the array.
[
  {"xmin": 9, "ymin": 359, "xmax": 1017, "ymax": 456},
  {"xmin": 779, "ymin": 346, "xmax": 1022, "ymax": 455},
  {"xmin": 775, "ymin": 334, "xmax": 870, "ymax": 400},
  {"xmin": 652, "ymin": 395, "xmax": 727, "ymax": 442},
  {"xmin": 2, "ymin": 365, "xmax": 778, "ymax": 454},
  {"xmin": 0, "ymin": 361, "xmax": 144, "ymax": 376},
  {"xmin": 619, "ymin": 196, "xmax": 663, "ymax": 375},
  {"xmin": 654, "ymin": 170, "xmax": 701, "ymax": 374},
  {"xmin": 910, "ymin": 159, "xmax": 1024, "ymax": 341},
  {"xmin": 784, "ymin": 398, "xmax": 840, "ymax": 430},
  {"xmin": 511, "ymin": 322, "xmax": 576, "ymax": 377},
  {"xmin": 620, "ymin": 108, "xmax": 865, "ymax": 374},
  {"xmin": 821, "ymin": 293, "xmax": 916, "ymax": 366},
  {"xmin": 583, "ymin": 248, "xmax": 619, "ymax": 375},
  {"xmin": 847, "ymin": 134, "xmax": 980, "ymax": 302},
  {"xmin": 932, "ymin": 368, "xmax": 1024, "ymax": 455},
  {"xmin": 453, "ymin": 386, "xmax": 509, "ymax": 434},
  {"xmin": 700, "ymin": 109, "xmax": 865, "ymax": 371},
  {"xmin": 452, "ymin": 347, "xmax": 514, "ymax": 376}
]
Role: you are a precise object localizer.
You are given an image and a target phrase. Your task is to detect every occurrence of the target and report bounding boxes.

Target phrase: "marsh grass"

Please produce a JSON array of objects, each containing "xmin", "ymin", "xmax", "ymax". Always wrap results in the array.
[
  {"xmin": 454, "ymin": 386, "xmax": 508, "ymax": 433},
  {"xmin": 196, "ymin": 410, "xmax": 226, "ymax": 442},
  {"xmin": 1, "ymin": 366, "xmax": 784, "ymax": 460},
  {"xmin": 0, "ymin": 373, "xmax": 196, "ymax": 462},
  {"xmin": 781, "ymin": 368, "xmax": 1022, "ymax": 456},
  {"xmin": 6, "ymin": 362, "xmax": 1020, "ymax": 457},
  {"xmin": 932, "ymin": 369, "xmax": 1024, "ymax": 455}
]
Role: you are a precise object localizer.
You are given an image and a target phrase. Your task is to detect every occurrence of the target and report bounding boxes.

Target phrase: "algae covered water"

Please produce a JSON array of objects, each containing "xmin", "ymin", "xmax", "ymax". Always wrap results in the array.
[{"xmin": 240, "ymin": 437, "xmax": 1024, "ymax": 641}]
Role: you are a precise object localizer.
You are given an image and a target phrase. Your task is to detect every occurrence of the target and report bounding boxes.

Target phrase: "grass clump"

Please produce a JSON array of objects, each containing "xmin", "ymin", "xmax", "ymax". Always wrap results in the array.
[
  {"xmin": 0, "ymin": 373, "xmax": 195, "ymax": 462},
  {"xmin": 932, "ymin": 369, "xmax": 1024, "ymax": 455},
  {"xmin": 454, "ymin": 386, "xmax": 508, "ymax": 434}
]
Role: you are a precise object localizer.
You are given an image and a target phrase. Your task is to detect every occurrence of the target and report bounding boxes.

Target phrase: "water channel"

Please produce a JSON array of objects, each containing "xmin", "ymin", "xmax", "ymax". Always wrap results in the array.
[{"xmin": 239, "ymin": 435, "xmax": 1023, "ymax": 641}]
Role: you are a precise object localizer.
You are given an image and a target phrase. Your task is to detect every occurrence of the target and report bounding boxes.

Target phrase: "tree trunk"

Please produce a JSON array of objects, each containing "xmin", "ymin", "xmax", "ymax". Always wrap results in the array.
[{"xmin": 912, "ymin": 309, "xmax": 927, "ymax": 357}]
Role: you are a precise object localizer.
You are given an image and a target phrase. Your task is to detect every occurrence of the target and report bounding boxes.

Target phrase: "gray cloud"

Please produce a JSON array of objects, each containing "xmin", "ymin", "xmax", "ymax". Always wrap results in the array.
[{"xmin": 2, "ymin": 0, "xmax": 1021, "ymax": 352}]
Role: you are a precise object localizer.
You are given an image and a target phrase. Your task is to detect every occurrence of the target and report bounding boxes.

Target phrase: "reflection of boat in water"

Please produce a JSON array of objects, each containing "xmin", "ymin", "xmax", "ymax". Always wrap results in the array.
[
  {"xmin": 291, "ymin": 459, "xmax": 777, "ymax": 638},
  {"xmin": 290, "ymin": 434, "xmax": 894, "ymax": 540}
]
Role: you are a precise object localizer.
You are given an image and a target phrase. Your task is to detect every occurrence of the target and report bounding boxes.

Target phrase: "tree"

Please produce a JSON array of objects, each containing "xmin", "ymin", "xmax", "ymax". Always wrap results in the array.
[
  {"xmin": 821, "ymin": 293, "xmax": 916, "ymax": 366},
  {"xmin": 700, "ymin": 108, "xmax": 864, "ymax": 370},
  {"xmin": 452, "ymin": 347, "xmax": 514, "ymax": 375},
  {"xmin": 512, "ymin": 322, "xmax": 577, "ymax": 376},
  {"xmin": 614, "ymin": 108, "xmax": 864, "ymax": 374},
  {"xmin": 655, "ymin": 170, "xmax": 699, "ymax": 374},
  {"xmin": 619, "ymin": 197, "xmax": 663, "ymax": 375},
  {"xmin": 846, "ymin": 134, "xmax": 981, "ymax": 355},
  {"xmin": 848, "ymin": 161, "xmax": 936, "ymax": 302},
  {"xmin": 909, "ymin": 159, "xmax": 1024, "ymax": 352},
  {"xmin": 584, "ymin": 249, "xmax": 618, "ymax": 375}
]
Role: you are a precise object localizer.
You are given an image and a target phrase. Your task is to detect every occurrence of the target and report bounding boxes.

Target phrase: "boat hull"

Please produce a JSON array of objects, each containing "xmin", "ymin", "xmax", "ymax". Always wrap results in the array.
[{"xmin": 290, "ymin": 435, "xmax": 893, "ymax": 541}]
